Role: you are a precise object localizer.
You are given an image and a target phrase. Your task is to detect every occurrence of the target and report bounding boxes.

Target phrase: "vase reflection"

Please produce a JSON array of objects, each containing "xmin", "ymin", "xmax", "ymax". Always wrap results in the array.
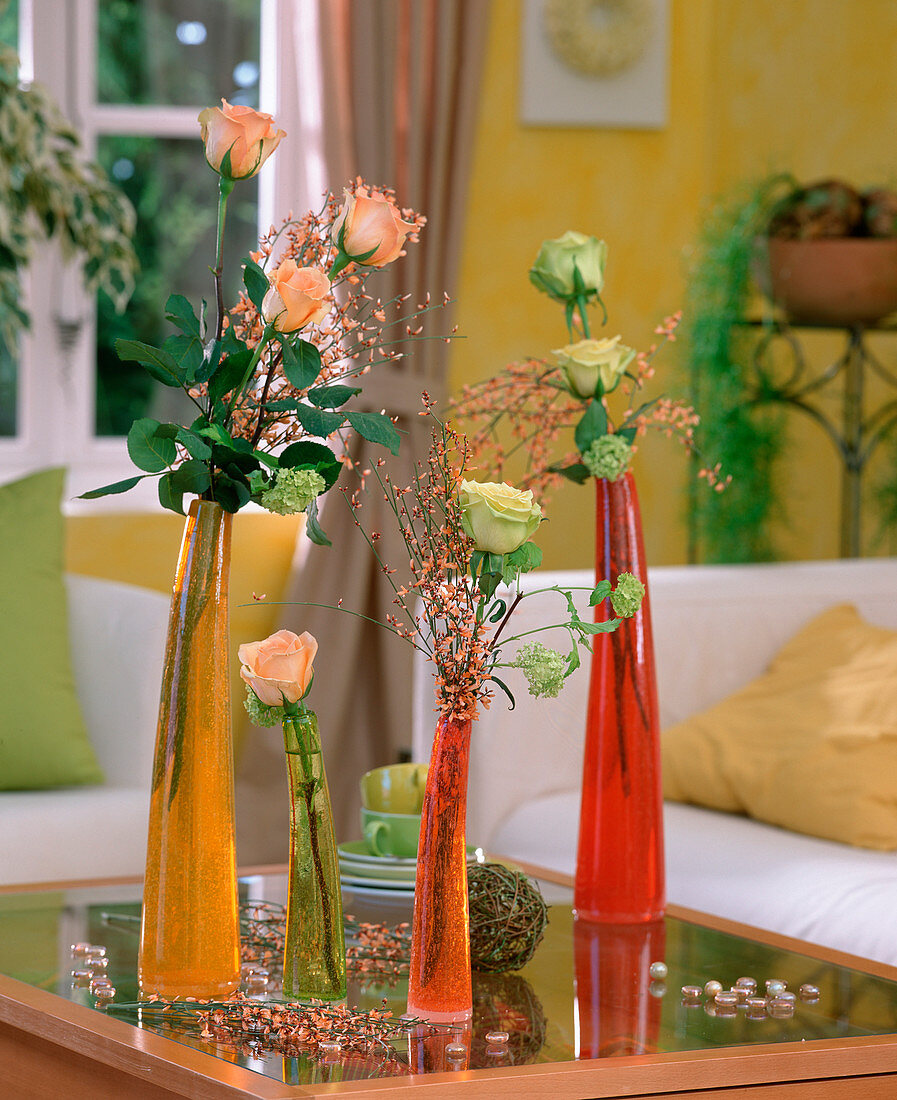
[{"xmin": 573, "ymin": 917, "xmax": 665, "ymax": 1059}]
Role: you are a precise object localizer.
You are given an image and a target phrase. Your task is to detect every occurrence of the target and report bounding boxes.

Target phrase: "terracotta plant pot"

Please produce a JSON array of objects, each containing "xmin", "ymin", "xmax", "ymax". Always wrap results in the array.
[{"xmin": 755, "ymin": 237, "xmax": 897, "ymax": 326}]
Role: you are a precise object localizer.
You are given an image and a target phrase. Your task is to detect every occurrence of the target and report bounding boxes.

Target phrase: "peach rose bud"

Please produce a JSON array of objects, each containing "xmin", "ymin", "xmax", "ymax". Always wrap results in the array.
[
  {"xmin": 239, "ymin": 629, "xmax": 318, "ymax": 707},
  {"xmin": 332, "ymin": 189, "xmax": 418, "ymax": 267},
  {"xmin": 261, "ymin": 259, "xmax": 331, "ymax": 333},
  {"xmin": 198, "ymin": 99, "xmax": 285, "ymax": 180}
]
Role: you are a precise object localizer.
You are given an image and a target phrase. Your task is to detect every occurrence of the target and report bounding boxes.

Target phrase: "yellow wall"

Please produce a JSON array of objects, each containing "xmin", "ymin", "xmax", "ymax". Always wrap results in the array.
[{"xmin": 450, "ymin": 0, "xmax": 897, "ymax": 567}]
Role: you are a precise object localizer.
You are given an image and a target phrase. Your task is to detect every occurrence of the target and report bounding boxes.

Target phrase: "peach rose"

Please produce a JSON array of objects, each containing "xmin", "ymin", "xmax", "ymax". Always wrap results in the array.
[
  {"xmin": 261, "ymin": 259, "xmax": 331, "ymax": 333},
  {"xmin": 332, "ymin": 188, "xmax": 417, "ymax": 267},
  {"xmin": 198, "ymin": 99, "xmax": 285, "ymax": 180},
  {"xmin": 239, "ymin": 629, "xmax": 318, "ymax": 706}
]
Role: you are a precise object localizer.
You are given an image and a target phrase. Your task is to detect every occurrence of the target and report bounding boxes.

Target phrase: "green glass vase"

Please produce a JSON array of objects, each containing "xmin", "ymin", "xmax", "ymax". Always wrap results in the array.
[{"xmin": 282, "ymin": 710, "xmax": 346, "ymax": 1000}]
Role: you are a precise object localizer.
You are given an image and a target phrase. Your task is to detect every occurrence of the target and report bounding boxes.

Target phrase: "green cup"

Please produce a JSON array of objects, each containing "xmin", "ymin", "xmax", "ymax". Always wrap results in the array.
[
  {"xmin": 359, "ymin": 762, "xmax": 428, "ymax": 815},
  {"xmin": 361, "ymin": 807, "xmax": 422, "ymax": 859}
]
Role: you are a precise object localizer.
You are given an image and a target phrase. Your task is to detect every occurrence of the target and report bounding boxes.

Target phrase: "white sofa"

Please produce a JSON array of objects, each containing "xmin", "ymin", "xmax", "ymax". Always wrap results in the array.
[
  {"xmin": 0, "ymin": 575, "xmax": 169, "ymax": 885},
  {"xmin": 412, "ymin": 557, "xmax": 897, "ymax": 967}
]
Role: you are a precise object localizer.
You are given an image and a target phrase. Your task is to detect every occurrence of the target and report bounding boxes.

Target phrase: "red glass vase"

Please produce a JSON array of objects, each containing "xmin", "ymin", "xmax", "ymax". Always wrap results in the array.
[
  {"xmin": 407, "ymin": 713, "xmax": 473, "ymax": 1022},
  {"xmin": 573, "ymin": 917, "xmax": 665, "ymax": 1059},
  {"xmin": 574, "ymin": 472, "xmax": 665, "ymax": 923}
]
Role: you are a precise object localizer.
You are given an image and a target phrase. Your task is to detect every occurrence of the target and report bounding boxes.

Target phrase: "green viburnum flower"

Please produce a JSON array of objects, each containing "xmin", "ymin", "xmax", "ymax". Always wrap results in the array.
[
  {"xmin": 511, "ymin": 642, "xmax": 568, "ymax": 699},
  {"xmin": 260, "ymin": 468, "xmax": 326, "ymax": 515},
  {"xmin": 243, "ymin": 684, "xmax": 283, "ymax": 728},
  {"xmin": 611, "ymin": 572, "xmax": 645, "ymax": 618},
  {"xmin": 583, "ymin": 434, "xmax": 633, "ymax": 481}
]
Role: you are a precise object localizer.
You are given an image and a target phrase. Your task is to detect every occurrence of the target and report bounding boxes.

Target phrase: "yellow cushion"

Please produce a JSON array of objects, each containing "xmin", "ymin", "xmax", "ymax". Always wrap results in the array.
[{"xmin": 662, "ymin": 604, "xmax": 897, "ymax": 850}]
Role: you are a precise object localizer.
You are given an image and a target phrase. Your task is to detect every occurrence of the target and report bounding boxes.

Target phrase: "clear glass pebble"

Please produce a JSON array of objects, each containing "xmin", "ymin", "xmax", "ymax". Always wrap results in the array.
[
  {"xmin": 735, "ymin": 976, "xmax": 756, "ymax": 991},
  {"xmin": 768, "ymin": 997, "xmax": 794, "ymax": 1018},
  {"xmin": 747, "ymin": 997, "xmax": 767, "ymax": 1010},
  {"xmin": 70, "ymin": 943, "xmax": 92, "ymax": 956},
  {"xmin": 799, "ymin": 983, "xmax": 820, "ymax": 1000},
  {"xmin": 714, "ymin": 991, "xmax": 738, "ymax": 1007},
  {"xmin": 319, "ymin": 1040, "xmax": 341, "ymax": 1054},
  {"xmin": 485, "ymin": 1031, "xmax": 509, "ymax": 1044},
  {"xmin": 85, "ymin": 955, "xmax": 108, "ymax": 970},
  {"xmin": 681, "ymin": 985, "xmax": 703, "ymax": 1000},
  {"xmin": 445, "ymin": 1042, "xmax": 467, "ymax": 1057}
]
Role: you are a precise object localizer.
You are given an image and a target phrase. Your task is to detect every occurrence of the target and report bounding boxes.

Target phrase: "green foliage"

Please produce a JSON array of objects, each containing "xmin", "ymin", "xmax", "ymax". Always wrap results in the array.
[
  {"xmin": 681, "ymin": 175, "xmax": 796, "ymax": 562},
  {"xmin": 0, "ymin": 42, "xmax": 137, "ymax": 346}
]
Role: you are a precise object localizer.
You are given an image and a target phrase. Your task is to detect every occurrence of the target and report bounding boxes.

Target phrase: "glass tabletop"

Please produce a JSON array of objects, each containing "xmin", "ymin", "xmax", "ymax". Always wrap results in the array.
[{"xmin": 1, "ymin": 869, "xmax": 896, "ymax": 1087}]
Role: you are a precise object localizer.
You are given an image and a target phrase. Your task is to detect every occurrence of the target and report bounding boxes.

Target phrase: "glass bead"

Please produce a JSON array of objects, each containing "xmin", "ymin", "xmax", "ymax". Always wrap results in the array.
[
  {"xmin": 445, "ymin": 1043, "xmax": 467, "ymax": 1058},
  {"xmin": 649, "ymin": 961, "xmax": 668, "ymax": 980},
  {"xmin": 94, "ymin": 985, "xmax": 116, "ymax": 1000},
  {"xmin": 681, "ymin": 985, "xmax": 703, "ymax": 1001},
  {"xmin": 799, "ymin": 983, "xmax": 820, "ymax": 1000},
  {"xmin": 90, "ymin": 978, "xmax": 112, "ymax": 995},
  {"xmin": 703, "ymin": 980, "xmax": 723, "ymax": 997},
  {"xmin": 485, "ymin": 1031, "xmax": 509, "ymax": 1044},
  {"xmin": 649, "ymin": 980, "xmax": 666, "ymax": 998},
  {"xmin": 70, "ymin": 942, "xmax": 92, "ymax": 956},
  {"xmin": 747, "ymin": 997, "xmax": 767, "ymax": 1010},
  {"xmin": 776, "ymin": 990, "xmax": 796, "ymax": 1004},
  {"xmin": 319, "ymin": 1041, "xmax": 341, "ymax": 1054},
  {"xmin": 765, "ymin": 979, "xmax": 786, "ymax": 995},
  {"xmin": 85, "ymin": 955, "xmax": 109, "ymax": 970},
  {"xmin": 716, "ymin": 1002, "xmax": 737, "ymax": 1017},
  {"xmin": 768, "ymin": 997, "xmax": 794, "ymax": 1018},
  {"xmin": 71, "ymin": 970, "xmax": 92, "ymax": 986},
  {"xmin": 735, "ymin": 976, "xmax": 756, "ymax": 991},
  {"xmin": 729, "ymin": 986, "xmax": 749, "ymax": 1003},
  {"xmin": 714, "ymin": 991, "xmax": 738, "ymax": 1007}
]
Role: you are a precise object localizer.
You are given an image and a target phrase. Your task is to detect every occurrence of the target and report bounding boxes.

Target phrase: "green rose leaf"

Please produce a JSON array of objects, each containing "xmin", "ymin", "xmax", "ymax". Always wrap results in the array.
[
  {"xmin": 617, "ymin": 426, "xmax": 638, "ymax": 444},
  {"xmin": 208, "ymin": 349, "xmax": 253, "ymax": 404},
  {"xmin": 279, "ymin": 441, "xmax": 342, "ymax": 490},
  {"xmin": 489, "ymin": 674, "xmax": 516, "ymax": 711},
  {"xmin": 115, "ymin": 339, "xmax": 185, "ymax": 388},
  {"xmin": 168, "ymin": 458, "xmax": 211, "ymax": 497},
  {"xmin": 307, "ymin": 384, "xmax": 361, "ymax": 409},
  {"xmin": 243, "ymin": 258, "xmax": 269, "ymax": 312},
  {"xmin": 346, "ymin": 410, "xmax": 401, "ymax": 455},
  {"xmin": 264, "ymin": 399, "xmax": 301, "ymax": 412},
  {"xmin": 502, "ymin": 541, "xmax": 542, "ymax": 581},
  {"xmin": 589, "ymin": 580, "xmax": 613, "ymax": 606},
  {"xmin": 157, "ymin": 472, "xmax": 185, "ymax": 515},
  {"xmin": 574, "ymin": 399, "xmax": 608, "ymax": 455},
  {"xmin": 551, "ymin": 461, "xmax": 592, "ymax": 484},
  {"xmin": 127, "ymin": 418, "xmax": 177, "ymax": 472},
  {"xmin": 212, "ymin": 472, "xmax": 252, "ymax": 513},
  {"xmin": 211, "ymin": 441, "xmax": 259, "ymax": 474},
  {"xmin": 164, "ymin": 293, "xmax": 202, "ymax": 338},
  {"xmin": 305, "ymin": 497, "xmax": 332, "ymax": 546},
  {"xmin": 175, "ymin": 426, "xmax": 212, "ymax": 461},
  {"xmin": 163, "ymin": 333, "xmax": 204, "ymax": 383},
  {"xmin": 294, "ymin": 405, "xmax": 347, "ymax": 438},
  {"xmin": 78, "ymin": 474, "xmax": 146, "ymax": 500},
  {"xmin": 579, "ymin": 618, "xmax": 623, "ymax": 635},
  {"xmin": 281, "ymin": 337, "xmax": 322, "ymax": 390}
]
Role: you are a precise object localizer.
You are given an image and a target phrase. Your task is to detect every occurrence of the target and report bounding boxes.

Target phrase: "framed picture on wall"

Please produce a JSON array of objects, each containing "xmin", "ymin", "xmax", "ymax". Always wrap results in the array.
[{"xmin": 520, "ymin": 0, "xmax": 669, "ymax": 129}]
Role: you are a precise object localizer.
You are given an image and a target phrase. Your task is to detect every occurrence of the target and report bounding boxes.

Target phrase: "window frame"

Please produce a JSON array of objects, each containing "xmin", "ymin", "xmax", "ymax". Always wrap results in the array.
[{"xmin": 1, "ymin": 0, "xmax": 273, "ymax": 509}]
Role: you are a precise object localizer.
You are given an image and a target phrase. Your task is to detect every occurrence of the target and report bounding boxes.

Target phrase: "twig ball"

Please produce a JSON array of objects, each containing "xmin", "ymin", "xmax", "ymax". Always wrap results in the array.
[{"xmin": 467, "ymin": 862, "xmax": 548, "ymax": 972}]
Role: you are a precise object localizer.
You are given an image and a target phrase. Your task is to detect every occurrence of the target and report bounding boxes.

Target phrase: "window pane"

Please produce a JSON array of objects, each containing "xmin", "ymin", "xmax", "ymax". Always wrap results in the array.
[
  {"xmin": 97, "ymin": 0, "xmax": 261, "ymax": 108},
  {"xmin": 95, "ymin": 135, "xmax": 259, "ymax": 436},
  {"xmin": 0, "ymin": 1, "xmax": 18, "ymax": 436}
]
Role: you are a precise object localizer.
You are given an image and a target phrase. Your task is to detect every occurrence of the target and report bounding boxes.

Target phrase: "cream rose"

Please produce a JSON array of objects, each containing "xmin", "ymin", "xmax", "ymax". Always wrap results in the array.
[
  {"xmin": 332, "ymin": 188, "xmax": 417, "ymax": 267},
  {"xmin": 239, "ymin": 629, "xmax": 317, "ymax": 707},
  {"xmin": 554, "ymin": 335, "xmax": 635, "ymax": 398},
  {"xmin": 529, "ymin": 231, "xmax": 607, "ymax": 302},
  {"xmin": 198, "ymin": 100, "xmax": 285, "ymax": 180},
  {"xmin": 261, "ymin": 259, "xmax": 330, "ymax": 333},
  {"xmin": 459, "ymin": 479, "xmax": 542, "ymax": 555}
]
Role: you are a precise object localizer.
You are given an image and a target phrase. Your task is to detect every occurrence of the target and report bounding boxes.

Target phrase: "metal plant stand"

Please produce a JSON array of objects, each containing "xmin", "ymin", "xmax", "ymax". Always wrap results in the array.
[{"xmin": 740, "ymin": 320, "xmax": 897, "ymax": 558}]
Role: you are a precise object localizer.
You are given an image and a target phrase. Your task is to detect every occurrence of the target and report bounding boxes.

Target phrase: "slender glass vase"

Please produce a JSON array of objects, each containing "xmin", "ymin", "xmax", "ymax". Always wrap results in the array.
[
  {"xmin": 407, "ymin": 713, "xmax": 473, "ymax": 1022},
  {"xmin": 282, "ymin": 710, "xmax": 346, "ymax": 1001},
  {"xmin": 574, "ymin": 472, "xmax": 665, "ymax": 923},
  {"xmin": 573, "ymin": 918, "xmax": 665, "ymax": 1059},
  {"xmin": 138, "ymin": 499, "xmax": 241, "ymax": 999}
]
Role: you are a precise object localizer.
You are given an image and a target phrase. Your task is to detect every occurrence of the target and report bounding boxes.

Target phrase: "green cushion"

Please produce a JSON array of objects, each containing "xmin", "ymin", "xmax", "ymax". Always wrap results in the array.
[{"xmin": 0, "ymin": 468, "xmax": 104, "ymax": 789}]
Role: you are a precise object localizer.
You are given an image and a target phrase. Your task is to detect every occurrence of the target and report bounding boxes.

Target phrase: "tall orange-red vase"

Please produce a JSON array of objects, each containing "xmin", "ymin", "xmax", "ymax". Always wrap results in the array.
[
  {"xmin": 407, "ymin": 713, "xmax": 473, "ymax": 1022},
  {"xmin": 574, "ymin": 473, "xmax": 665, "ymax": 923},
  {"xmin": 139, "ymin": 499, "xmax": 241, "ymax": 998}
]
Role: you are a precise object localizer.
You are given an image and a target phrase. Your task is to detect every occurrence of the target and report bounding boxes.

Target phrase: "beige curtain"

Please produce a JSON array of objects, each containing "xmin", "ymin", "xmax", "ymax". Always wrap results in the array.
[{"xmin": 237, "ymin": 0, "xmax": 490, "ymax": 859}]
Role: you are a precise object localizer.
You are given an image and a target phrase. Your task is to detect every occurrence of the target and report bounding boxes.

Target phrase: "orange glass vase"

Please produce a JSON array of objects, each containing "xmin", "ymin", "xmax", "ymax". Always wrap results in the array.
[
  {"xmin": 574, "ymin": 473, "xmax": 665, "ymax": 923},
  {"xmin": 138, "ymin": 499, "xmax": 241, "ymax": 999},
  {"xmin": 407, "ymin": 713, "xmax": 473, "ymax": 1023}
]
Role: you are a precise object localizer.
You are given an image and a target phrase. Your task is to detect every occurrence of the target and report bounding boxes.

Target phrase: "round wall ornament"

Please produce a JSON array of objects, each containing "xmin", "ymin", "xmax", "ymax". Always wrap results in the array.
[{"xmin": 543, "ymin": 0, "xmax": 655, "ymax": 78}]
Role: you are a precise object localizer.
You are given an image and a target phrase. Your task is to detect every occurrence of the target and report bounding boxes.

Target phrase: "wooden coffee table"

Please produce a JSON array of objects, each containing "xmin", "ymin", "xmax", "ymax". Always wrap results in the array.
[{"xmin": 2, "ymin": 863, "xmax": 897, "ymax": 1098}]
